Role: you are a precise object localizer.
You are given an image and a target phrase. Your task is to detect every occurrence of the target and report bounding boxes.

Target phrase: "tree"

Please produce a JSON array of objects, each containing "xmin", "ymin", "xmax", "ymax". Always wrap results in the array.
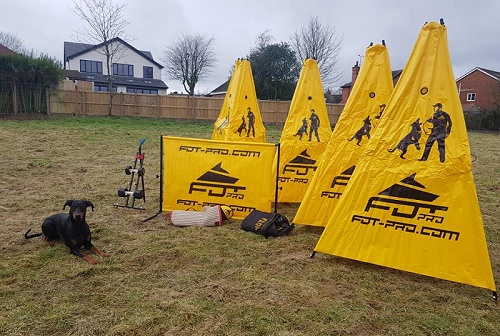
[
  {"xmin": 0, "ymin": 53, "xmax": 62, "ymax": 114},
  {"xmin": 290, "ymin": 16, "xmax": 344, "ymax": 87},
  {"xmin": 255, "ymin": 30, "xmax": 274, "ymax": 49},
  {"xmin": 71, "ymin": 0, "xmax": 130, "ymax": 115},
  {"xmin": 0, "ymin": 31, "xmax": 26, "ymax": 54},
  {"xmin": 247, "ymin": 38, "xmax": 300, "ymax": 101},
  {"xmin": 163, "ymin": 33, "xmax": 216, "ymax": 96},
  {"xmin": 489, "ymin": 80, "xmax": 500, "ymax": 112}
]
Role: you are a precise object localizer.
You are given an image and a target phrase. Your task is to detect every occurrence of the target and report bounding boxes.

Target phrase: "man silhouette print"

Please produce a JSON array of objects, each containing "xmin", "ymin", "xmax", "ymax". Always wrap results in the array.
[
  {"xmin": 308, "ymin": 109, "xmax": 320, "ymax": 142},
  {"xmin": 419, "ymin": 102, "xmax": 452, "ymax": 163},
  {"xmin": 372, "ymin": 104, "xmax": 386, "ymax": 128},
  {"xmin": 246, "ymin": 107, "xmax": 255, "ymax": 137}
]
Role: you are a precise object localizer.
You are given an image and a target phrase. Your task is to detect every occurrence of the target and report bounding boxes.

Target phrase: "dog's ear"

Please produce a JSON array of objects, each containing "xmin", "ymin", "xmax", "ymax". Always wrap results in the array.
[
  {"xmin": 63, "ymin": 200, "xmax": 73, "ymax": 210},
  {"xmin": 85, "ymin": 201, "xmax": 95, "ymax": 212}
]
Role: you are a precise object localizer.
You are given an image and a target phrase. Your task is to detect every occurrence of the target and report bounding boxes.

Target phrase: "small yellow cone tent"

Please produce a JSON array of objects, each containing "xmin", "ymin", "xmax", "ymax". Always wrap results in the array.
[
  {"xmin": 212, "ymin": 59, "xmax": 266, "ymax": 142},
  {"xmin": 276, "ymin": 59, "xmax": 332, "ymax": 202},
  {"xmin": 294, "ymin": 43, "xmax": 394, "ymax": 226},
  {"xmin": 314, "ymin": 21, "xmax": 497, "ymax": 293}
]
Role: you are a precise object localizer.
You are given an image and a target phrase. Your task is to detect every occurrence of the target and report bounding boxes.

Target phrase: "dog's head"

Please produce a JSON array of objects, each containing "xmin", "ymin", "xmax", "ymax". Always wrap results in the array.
[{"xmin": 63, "ymin": 200, "xmax": 94, "ymax": 221}]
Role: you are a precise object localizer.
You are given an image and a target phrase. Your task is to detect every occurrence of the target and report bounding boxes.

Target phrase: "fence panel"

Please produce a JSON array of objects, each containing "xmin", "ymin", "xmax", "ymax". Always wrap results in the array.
[
  {"xmin": 0, "ymin": 82, "xmax": 49, "ymax": 115},
  {"xmin": 49, "ymin": 90, "xmax": 344, "ymax": 125}
]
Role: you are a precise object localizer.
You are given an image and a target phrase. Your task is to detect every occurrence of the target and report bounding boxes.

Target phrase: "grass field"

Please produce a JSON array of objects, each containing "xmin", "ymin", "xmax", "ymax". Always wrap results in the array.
[{"xmin": 0, "ymin": 115, "xmax": 498, "ymax": 336}]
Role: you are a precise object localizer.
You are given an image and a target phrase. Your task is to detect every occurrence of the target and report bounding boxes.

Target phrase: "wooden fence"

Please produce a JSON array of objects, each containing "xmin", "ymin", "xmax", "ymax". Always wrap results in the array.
[{"xmin": 49, "ymin": 90, "xmax": 345, "ymax": 125}]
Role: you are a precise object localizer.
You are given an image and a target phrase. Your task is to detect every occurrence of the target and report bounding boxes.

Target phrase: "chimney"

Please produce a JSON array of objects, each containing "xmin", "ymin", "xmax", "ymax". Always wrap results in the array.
[{"xmin": 351, "ymin": 61, "xmax": 360, "ymax": 86}]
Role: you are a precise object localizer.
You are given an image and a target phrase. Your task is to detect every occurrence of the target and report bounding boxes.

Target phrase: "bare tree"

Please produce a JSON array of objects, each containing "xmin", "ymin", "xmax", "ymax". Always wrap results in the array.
[
  {"xmin": 290, "ymin": 16, "xmax": 344, "ymax": 87},
  {"xmin": 0, "ymin": 31, "xmax": 26, "ymax": 54},
  {"xmin": 163, "ymin": 33, "xmax": 216, "ymax": 96},
  {"xmin": 255, "ymin": 30, "xmax": 274, "ymax": 50},
  {"xmin": 490, "ymin": 80, "xmax": 500, "ymax": 112},
  {"xmin": 71, "ymin": 0, "xmax": 130, "ymax": 115}
]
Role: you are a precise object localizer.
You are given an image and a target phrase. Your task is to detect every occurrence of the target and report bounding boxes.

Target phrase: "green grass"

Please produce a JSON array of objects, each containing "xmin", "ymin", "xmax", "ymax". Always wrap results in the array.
[{"xmin": 0, "ymin": 115, "xmax": 498, "ymax": 336}]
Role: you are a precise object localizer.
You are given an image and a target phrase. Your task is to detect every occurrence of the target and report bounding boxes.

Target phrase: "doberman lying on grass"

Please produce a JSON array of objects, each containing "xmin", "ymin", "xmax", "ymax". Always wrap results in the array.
[{"xmin": 25, "ymin": 199, "xmax": 109, "ymax": 264}]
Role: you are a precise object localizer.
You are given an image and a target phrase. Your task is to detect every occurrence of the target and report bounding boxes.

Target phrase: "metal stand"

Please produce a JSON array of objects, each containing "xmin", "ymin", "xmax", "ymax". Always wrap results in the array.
[{"xmin": 114, "ymin": 138, "xmax": 146, "ymax": 210}]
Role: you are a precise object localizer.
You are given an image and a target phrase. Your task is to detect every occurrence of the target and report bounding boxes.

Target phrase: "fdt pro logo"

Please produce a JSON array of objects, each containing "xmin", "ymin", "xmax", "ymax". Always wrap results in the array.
[
  {"xmin": 189, "ymin": 162, "xmax": 246, "ymax": 199},
  {"xmin": 282, "ymin": 149, "xmax": 317, "ymax": 176},
  {"xmin": 321, "ymin": 165, "xmax": 356, "ymax": 199},
  {"xmin": 352, "ymin": 173, "xmax": 458, "ymax": 241}
]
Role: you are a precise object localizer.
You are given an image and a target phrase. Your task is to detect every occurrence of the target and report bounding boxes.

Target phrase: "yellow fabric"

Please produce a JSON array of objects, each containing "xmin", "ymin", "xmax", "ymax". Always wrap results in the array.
[
  {"xmin": 314, "ymin": 22, "xmax": 496, "ymax": 291},
  {"xmin": 276, "ymin": 59, "xmax": 332, "ymax": 202},
  {"xmin": 212, "ymin": 59, "xmax": 266, "ymax": 143},
  {"xmin": 161, "ymin": 136, "xmax": 276, "ymax": 219},
  {"xmin": 294, "ymin": 44, "xmax": 393, "ymax": 226}
]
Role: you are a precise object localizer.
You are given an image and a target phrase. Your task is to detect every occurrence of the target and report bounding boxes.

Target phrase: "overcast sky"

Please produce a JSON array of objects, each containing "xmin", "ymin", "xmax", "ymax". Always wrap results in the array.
[{"xmin": 2, "ymin": 0, "xmax": 499, "ymax": 94}]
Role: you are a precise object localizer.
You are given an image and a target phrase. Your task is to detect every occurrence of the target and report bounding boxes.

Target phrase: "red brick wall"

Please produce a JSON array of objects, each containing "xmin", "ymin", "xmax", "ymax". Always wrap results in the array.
[
  {"xmin": 341, "ymin": 86, "xmax": 352, "ymax": 104},
  {"xmin": 456, "ymin": 70, "xmax": 499, "ymax": 110}
]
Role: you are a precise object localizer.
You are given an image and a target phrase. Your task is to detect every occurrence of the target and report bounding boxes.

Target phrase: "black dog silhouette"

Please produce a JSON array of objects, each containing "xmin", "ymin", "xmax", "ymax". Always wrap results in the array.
[
  {"xmin": 348, "ymin": 116, "xmax": 372, "ymax": 145},
  {"xmin": 387, "ymin": 118, "xmax": 422, "ymax": 159}
]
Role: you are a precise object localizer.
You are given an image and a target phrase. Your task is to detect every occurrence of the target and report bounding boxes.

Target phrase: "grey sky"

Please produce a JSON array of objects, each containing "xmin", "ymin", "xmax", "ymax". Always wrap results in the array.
[{"xmin": 2, "ymin": 0, "xmax": 499, "ymax": 94}]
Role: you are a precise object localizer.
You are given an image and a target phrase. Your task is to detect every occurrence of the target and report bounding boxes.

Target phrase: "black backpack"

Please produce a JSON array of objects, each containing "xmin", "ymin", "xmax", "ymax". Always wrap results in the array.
[{"xmin": 241, "ymin": 210, "xmax": 294, "ymax": 238}]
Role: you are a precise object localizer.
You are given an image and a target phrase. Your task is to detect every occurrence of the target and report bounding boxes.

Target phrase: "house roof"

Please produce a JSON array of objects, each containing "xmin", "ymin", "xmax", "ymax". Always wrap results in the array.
[
  {"xmin": 0, "ymin": 44, "xmax": 17, "ymax": 55},
  {"xmin": 324, "ymin": 90, "xmax": 342, "ymax": 103},
  {"xmin": 64, "ymin": 69, "xmax": 87, "ymax": 81},
  {"xmin": 84, "ymin": 73, "xmax": 168, "ymax": 89},
  {"xmin": 206, "ymin": 79, "xmax": 230, "ymax": 96},
  {"xmin": 461, "ymin": 103, "xmax": 480, "ymax": 112},
  {"xmin": 340, "ymin": 69, "xmax": 403, "ymax": 88},
  {"xmin": 456, "ymin": 67, "xmax": 500, "ymax": 82},
  {"xmin": 64, "ymin": 37, "xmax": 163, "ymax": 69}
]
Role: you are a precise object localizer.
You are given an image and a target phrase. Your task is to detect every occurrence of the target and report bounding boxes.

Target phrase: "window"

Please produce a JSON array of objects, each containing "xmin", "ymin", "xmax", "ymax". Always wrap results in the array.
[
  {"xmin": 94, "ymin": 85, "xmax": 117, "ymax": 92},
  {"xmin": 143, "ymin": 66, "xmax": 153, "ymax": 78},
  {"xmin": 113, "ymin": 63, "xmax": 134, "ymax": 76},
  {"xmin": 80, "ymin": 60, "xmax": 102, "ymax": 74},
  {"xmin": 126, "ymin": 87, "xmax": 158, "ymax": 94},
  {"xmin": 466, "ymin": 93, "xmax": 476, "ymax": 101}
]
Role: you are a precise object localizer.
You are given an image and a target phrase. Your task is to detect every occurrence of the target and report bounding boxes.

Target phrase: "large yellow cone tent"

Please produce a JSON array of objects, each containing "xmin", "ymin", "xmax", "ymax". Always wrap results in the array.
[
  {"xmin": 276, "ymin": 59, "xmax": 332, "ymax": 202},
  {"xmin": 212, "ymin": 59, "xmax": 266, "ymax": 142},
  {"xmin": 294, "ymin": 43, "xmax": 394, "ymax": 226},
  {"xmin": 314, "ymin": 21, "xmax": 497, "ymax": 295}
]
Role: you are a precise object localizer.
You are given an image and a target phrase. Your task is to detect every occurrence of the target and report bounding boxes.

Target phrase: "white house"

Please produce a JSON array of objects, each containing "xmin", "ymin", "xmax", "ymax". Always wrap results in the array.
[{"xmin": 64, "ymin": 37, "xmax": 168, "ymax": 94}]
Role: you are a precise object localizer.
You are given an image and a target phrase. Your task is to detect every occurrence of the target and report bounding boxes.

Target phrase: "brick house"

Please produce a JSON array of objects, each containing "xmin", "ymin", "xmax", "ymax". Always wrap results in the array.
[
  {"xmin": 455, "ymin": 67, "xmax": 500, "ymax": 112},
  {"xmin": 340, "ymin": 61, "xmax": 402, "ymax": 104}
]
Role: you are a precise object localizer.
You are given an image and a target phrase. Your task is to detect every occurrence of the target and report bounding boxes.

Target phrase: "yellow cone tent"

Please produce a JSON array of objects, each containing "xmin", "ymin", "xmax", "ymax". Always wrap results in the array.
[
  {"xmin": 276, "ymin": 59, "xmax": 332, "ymax": 202},
  {"xmin": 212, "ymin": 59, "xmax": 266, "ymax": 142},
  {"xmin": 294, "ymin": 43, "xmax": 394, "ymax": 226},
  {"xmin": 314, "ymin": 21, "xmax": 497, "ymax": 294}
]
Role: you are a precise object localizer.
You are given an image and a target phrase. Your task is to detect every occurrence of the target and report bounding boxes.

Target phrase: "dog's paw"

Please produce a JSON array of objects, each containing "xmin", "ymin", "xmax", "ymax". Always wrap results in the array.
[
  {"xmin": 83, "ymin": 255, "xmax": 99, "ymax": 264},
  {"xmin": 92, "ymin": 246, "xmax": 110, "ymax": 258}
]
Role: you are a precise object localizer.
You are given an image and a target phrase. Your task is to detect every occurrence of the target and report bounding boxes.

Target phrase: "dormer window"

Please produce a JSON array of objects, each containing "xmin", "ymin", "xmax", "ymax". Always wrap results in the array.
[{"xmin": 466, "ymin": 93, "xmax": 476, "ymax": 101}]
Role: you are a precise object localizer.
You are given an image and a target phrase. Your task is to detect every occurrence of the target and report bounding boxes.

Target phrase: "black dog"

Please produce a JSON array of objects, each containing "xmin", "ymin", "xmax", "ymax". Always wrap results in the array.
[
  {"xmin": 25, "ymin": 200, "xmax": 109, "ymax": 264},
  {"xmin": 348, "ymin": 116, "xmax": 372, "ymax": 146},
  {"xmin": 387, "ymin": 118, "xmax": 422, "ymax": 159}
]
